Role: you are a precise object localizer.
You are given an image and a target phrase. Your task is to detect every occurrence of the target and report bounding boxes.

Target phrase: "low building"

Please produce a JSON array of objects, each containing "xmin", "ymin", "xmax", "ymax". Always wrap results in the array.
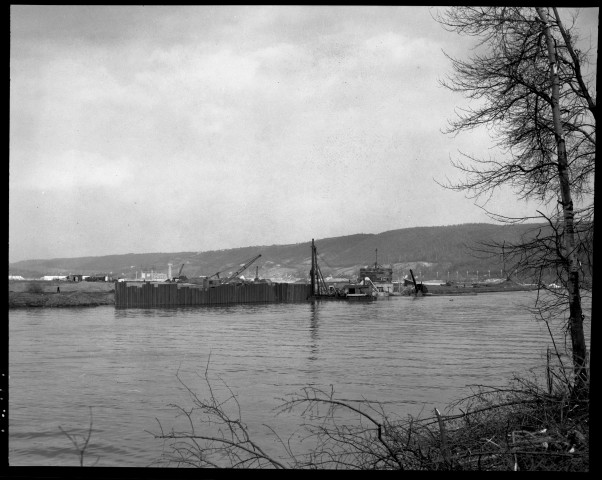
[
  {"xmin": 140, "ymin": 271, "xmax": 168, "ymax": 282},
  {"xmin": 85, "ymin": 274, "xmax": 114, "ymax": 282},
  {"xmin": 41, "ymin": 275, "xmax": 68, "ymax": 281}
]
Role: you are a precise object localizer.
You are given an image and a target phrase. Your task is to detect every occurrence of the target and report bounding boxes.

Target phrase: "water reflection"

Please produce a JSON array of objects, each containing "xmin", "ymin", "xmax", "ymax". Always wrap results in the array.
[
  {"xmin": 10, "ymin": 292, "xmax": 591, "ymax": 467},
  {"xmin": 308, "ymin": 301, "xmax": 320, "ymax": 361},
  {"xmin": 114, "ymin": 307, "xmax": 181, "ymax": 319}
]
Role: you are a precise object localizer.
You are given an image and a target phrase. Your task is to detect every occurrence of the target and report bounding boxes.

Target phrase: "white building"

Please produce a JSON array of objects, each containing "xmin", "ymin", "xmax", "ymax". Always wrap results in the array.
[{"xmin": 140, "ymin": 271, "xmax": 168, "ymax": 282}]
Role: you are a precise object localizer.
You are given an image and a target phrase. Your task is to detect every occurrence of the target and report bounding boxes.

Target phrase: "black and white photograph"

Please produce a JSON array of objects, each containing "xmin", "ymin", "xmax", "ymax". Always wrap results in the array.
[{"xmin": 8, "ymin": 5, "xmax": 596, "ymax": 472}]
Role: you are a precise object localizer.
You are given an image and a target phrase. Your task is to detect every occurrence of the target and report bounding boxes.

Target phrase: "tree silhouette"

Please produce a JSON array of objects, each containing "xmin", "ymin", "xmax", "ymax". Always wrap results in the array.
[{"xmin": 435, "ymin": 6, "xmax": 594, "ymax": 390}]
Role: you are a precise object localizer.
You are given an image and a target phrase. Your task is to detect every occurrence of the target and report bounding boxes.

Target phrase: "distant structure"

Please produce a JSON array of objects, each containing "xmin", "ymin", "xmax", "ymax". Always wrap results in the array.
[
  {"xmin": 358, "ymin": 249, "xmax": 394, "ymax": 295},
  {"xmin": 140, "ymin": 271, "xmax": 168, "ymax": 282},
  {"xmin": 85, "ymin": 274, "xmax": 114, "ymax": 282}
]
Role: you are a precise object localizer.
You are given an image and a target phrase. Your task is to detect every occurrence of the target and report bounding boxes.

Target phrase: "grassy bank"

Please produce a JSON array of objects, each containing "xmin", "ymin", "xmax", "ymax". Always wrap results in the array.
[
  {"xmin": 424, "ymin": 280, "xmax": 539, "ymax": 296},
  {"xmin": 8, "ymin": 280, "xmax": 115, "ymax": 308}
]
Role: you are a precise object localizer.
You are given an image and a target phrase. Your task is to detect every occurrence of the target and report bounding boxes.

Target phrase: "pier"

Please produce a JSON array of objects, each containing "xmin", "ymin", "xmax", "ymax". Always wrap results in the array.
[{"xmin": 114, "ymin": 281, "xmax": 311, "ymax": 308}]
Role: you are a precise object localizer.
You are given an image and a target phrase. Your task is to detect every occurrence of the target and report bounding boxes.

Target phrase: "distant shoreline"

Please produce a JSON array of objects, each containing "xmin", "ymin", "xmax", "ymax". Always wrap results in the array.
[
  {"xmin": 421, "ymin": 281, "xmax": 539, "ymax": 296},
  {"xmin": 8, "ymin": 290, "xmax": 115, "ymax": 308},
  {"xmin": 8, "ymin": 280, "xmax": 115, "ymax": 308},
  {"xmin": 8, "ymin": 279, "xmax": 540, "ymax": 308}
]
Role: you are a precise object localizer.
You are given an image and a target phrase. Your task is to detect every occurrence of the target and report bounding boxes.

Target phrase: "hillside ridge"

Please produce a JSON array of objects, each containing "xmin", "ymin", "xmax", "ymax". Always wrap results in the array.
[{"xmin": 9, "ymin": 223, "xmax": 548, "ymax": 281}]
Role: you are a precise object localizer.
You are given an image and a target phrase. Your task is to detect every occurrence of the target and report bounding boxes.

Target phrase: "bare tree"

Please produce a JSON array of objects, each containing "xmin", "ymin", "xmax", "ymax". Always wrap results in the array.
[
  {"xmin": 434, "ymin": 6, "xmax": 595, "ymax": 392},
  {"xmin": 150, "ymin": 362, "xmax": 588, "ymax": 470},
  {"xmin": 59, "ymin": 407, "xmax": 100, "ymax": 467}
]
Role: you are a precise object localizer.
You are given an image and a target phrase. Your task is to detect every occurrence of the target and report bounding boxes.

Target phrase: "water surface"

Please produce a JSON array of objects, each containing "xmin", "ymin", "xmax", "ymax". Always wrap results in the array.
[{"xmin": 9, "ymin": 292, "xmax": 590, "ymax": 467}]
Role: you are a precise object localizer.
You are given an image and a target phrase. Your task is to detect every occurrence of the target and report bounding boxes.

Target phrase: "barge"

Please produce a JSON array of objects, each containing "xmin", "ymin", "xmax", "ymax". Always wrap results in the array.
[{"xmin": 309, "ymin": 239, "xmax": 377, "ymax": 301}]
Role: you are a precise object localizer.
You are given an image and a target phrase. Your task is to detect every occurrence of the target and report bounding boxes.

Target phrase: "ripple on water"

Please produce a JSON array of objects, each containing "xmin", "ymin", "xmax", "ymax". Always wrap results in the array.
[{"xmin": 9, "ymin": 292, "xmax": 590, "ymax": 467}]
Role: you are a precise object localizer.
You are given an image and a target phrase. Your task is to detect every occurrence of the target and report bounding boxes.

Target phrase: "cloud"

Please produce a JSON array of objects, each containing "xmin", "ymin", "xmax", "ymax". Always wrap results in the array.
[
  {"xmin": 11, "ymin": 5, "xmax": 587, "ymax": 262},
  {"xmin": 12, "ymin": 149, "xmax": 134, "ymax": 191}
]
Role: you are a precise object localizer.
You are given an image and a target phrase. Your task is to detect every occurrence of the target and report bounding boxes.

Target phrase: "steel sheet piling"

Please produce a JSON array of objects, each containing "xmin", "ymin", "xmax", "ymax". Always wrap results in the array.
[{"xmin": 115, "ymin": 281, "xmax": 312, "ymax": 307}]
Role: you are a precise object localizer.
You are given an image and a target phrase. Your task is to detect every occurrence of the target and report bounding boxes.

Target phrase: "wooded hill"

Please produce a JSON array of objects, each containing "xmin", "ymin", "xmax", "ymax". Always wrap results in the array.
[{"xmin": 9, "ymin": 223, "xmax": 550, "ymax": 281}]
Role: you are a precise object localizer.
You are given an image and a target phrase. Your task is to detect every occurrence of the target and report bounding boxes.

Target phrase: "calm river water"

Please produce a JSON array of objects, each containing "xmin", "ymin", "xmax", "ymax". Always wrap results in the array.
[{"xmin": 8, "ymin": 291, "xmax": 591, "ymax": 467}]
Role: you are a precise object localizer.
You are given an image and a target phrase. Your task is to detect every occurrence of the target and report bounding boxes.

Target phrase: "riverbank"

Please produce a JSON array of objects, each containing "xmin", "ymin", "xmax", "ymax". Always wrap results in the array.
[
  {"xmin": 9, "ymin": 279, "xmax": 540, "ymax": 308},
  {"xmin": 8, "ymin": 280, "xmax": 537, "ymax": 308},
  {"xmin": 8, "ymin": 280, "xmax": 115, "ymax": 308},
  {"xmin": 9, "ymin": 290, "xmax": 115, "ymax": 308},
  {"xmin": 423, "ymin": 280, "xmax": 539, "ymax": 296}
]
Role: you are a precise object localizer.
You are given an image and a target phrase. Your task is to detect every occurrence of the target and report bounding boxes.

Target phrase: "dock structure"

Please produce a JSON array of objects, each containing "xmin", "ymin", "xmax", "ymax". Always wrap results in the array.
[{"xmin": 114, "ymin": 281, "xmax": 312, "ymax": 308}]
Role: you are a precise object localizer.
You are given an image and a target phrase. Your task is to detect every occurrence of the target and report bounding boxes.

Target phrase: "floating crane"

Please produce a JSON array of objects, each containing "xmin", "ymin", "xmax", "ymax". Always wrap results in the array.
[{"xmin": 409, "ymin": 269, "xmax": 428, "ymax": 296}]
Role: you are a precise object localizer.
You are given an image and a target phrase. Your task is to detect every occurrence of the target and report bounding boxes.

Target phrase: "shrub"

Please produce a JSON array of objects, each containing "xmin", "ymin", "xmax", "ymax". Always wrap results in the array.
[{"xmin": 150, "ymin": 358, "xmax": 588, "ymax": 471}]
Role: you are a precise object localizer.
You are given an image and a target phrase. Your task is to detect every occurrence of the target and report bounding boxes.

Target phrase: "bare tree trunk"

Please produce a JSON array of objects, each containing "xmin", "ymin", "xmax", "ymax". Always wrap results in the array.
[{"xmin": 536, "ymin": 7, "xmax": 588, "ymax": 391}]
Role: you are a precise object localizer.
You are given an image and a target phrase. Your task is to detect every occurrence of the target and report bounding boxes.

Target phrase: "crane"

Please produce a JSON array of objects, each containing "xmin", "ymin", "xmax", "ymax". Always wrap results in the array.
[
  {"xmin": 206, "ymin": 270, "xmax": 222, "ymax": 281},
  {"xmin": 409, "ymin": 269, "xmax": 427, "ymax": 296},
  {"xmin": 203, "ymin": 254, "xmax": 262, "ymax": 287},
  {"xmin": 170, "ymin": 263, "xmax": 187, "ymax": 282},
  {"xmin": 203, "ymin": 268, "xmax": 223, "ymax": 287},
  {"xmin": 223, "ymin": 254, "xmax": 262, "ymax": 283}
]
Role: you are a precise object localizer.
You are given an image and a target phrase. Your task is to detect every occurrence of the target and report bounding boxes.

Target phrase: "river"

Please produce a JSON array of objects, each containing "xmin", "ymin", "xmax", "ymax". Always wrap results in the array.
[{"xmin": 8, "ymin": 291, "xmax": 591, "ymax": 467}]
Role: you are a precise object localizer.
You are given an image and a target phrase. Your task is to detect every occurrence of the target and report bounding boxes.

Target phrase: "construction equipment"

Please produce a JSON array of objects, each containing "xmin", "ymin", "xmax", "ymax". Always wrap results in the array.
[
  {"xmin": 409, "ymin": 269, "xmax": 428, "ymax": 296},
  {"xmin": 203, "ymin": 270, "xmax": 223, "ymax": 287},
  {"xmin": 362, "ymin": 277, "xmax": 381, "ymax": 296},
  {"xmin": 170, "ymin": 263, "xmax": 187, "ymax": 282},
  {"xmin": 204, "ymin": 254, "xmax": 262, "ymax": 287},
  {"xmin": 223, "ymin": 254, "xmax": 262, "ymax": 283},
  {"xmin": 310, "ymin": 239, "xmax": 328, "ymax": 296}
]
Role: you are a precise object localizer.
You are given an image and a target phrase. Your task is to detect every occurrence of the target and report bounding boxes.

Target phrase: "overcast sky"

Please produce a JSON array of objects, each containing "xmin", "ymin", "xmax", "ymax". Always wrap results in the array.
[{"xmin": 9, "ymin": 6, "xmax": 599, "ymax": 263}]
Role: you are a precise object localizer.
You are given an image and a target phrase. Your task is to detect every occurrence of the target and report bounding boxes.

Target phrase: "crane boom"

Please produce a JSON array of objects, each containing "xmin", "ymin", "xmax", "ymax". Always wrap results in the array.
[
  {"xmin": 409, "ymin": 269, "xmax": 427, "ymax": 296},
  {"xmin": 224, "ymin": 254, "xmax": 262, "ymax": 283},
  {"xmin": 170, "ymin": 262, "xmax": 187, "ymax": 282}
]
